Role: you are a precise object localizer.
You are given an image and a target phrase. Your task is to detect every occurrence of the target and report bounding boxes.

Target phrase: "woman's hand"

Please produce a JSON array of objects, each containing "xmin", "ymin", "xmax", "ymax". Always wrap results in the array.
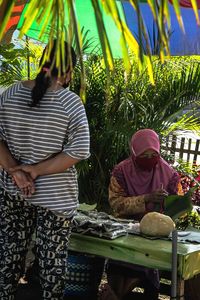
[
  {"xmin": 12, "ymin": 170, "xmax": 35, "ymax": 198},
  {"xmin": 144, "ymin": 189, "xmax": 169, "ymax": 203},
  {"xmin": 10, "ymin": 164, "xmax": 38, "ymax": 180}
]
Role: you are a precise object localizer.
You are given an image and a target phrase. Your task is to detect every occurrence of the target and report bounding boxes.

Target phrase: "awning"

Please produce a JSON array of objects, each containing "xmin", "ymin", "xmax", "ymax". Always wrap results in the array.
[{"xmin": 2, "ymin": 0, "xmax": 200, "ymax": 56}]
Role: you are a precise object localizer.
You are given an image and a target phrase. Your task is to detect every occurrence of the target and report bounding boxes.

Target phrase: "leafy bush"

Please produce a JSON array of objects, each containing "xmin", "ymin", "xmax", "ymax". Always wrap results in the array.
[
  {"xmin": 167, "ymin": 159, "xmax": 200, "ymax": 229},
  {"xmin": 176, "ymin": 210, "xmax": 200, "ymax": 230},
  {"xmin": 0, "ymin": 40, "xmax": 43, "ymax": 86}
]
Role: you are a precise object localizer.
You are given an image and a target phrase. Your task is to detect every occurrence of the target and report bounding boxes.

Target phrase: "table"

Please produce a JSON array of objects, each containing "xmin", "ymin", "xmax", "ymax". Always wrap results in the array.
[{"xmin": 69, "ymin": 232, "xmax": 200, "ymax": 299}]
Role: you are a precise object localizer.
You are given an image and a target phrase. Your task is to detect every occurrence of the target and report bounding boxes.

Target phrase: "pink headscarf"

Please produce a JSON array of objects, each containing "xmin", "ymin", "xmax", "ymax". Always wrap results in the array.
[
  {"xmin": 131, "ymin": 128, "xmax": 160, "ymax": 157},
  {"xmin": 113, "ymin": 129, "xmax": 178, "ymax": 198}
]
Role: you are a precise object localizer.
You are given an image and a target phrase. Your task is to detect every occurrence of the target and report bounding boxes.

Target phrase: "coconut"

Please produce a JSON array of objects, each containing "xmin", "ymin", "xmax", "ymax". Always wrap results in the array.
[{"xmin": 140, "ymin": 212, "xmax": 175, "ymax": 237}]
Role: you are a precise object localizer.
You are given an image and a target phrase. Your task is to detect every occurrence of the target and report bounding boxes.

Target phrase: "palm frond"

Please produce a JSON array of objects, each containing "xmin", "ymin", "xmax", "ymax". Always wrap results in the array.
[{"xmin": 1, "ymin": 0, "xmax": 199, "ymax": 86}]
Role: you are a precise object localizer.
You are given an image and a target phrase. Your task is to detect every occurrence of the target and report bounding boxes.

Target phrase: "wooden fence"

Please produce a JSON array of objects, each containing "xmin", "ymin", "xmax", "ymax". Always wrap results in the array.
[{"xmin": 162, "ymin": 134, "xmax": 200, "ymax": 165}]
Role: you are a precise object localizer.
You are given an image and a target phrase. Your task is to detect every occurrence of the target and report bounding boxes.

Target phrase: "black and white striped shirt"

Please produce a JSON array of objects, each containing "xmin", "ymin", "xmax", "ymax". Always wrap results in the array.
[{"xmin": 0, "ymin": 82, "xmax": 90, "ymax": 217}]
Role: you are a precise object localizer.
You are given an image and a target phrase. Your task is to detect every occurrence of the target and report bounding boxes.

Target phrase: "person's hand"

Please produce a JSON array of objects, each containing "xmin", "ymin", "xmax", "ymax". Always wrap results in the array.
[
  {"xmin": 10, "ymin": 164, "xmax": 38, "ymax": 180},
  {"xmin": 12, "ymin": 170, "xmax": 35, "ymax": 198},
  {"xmin": 144, "ymin": 189, "xmax": 169, "ymax": 203}
]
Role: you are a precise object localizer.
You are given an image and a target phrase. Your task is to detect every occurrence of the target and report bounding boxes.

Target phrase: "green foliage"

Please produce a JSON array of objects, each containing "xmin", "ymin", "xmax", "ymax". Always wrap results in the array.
[
  {"xmin": 1, "ymin": 0, "xmax": 198, "ymax": 89},
  {"xmin": 164, "ymin": 188, "xmax": 194, "ymax": 221},
  {"xmin": 171, "ymin": 159, "xmax": 198, "ymax": 178},
  {"xmin": 71, "ymin": 55, "xmax": 200, "ymax": 210},
  {"xmin": 0, "ymin": 39, "xmax": 43, "ymax": 86},
  {"xmin": 176, "ymin": 210, "xmax": 200, "ymax": 230}
]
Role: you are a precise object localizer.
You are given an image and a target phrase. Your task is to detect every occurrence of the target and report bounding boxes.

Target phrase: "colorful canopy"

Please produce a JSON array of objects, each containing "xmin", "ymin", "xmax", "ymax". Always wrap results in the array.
[
  {"xmin": 124, "ymin": 3, "xmax": 200, "ymax": 55},
  {"xmin": 2, "ymin": 0, "xmax": 26, "ymax": 44},
  {"xmin": 2, "ymin": 0, "xmax": 200, "ymax": 56}
]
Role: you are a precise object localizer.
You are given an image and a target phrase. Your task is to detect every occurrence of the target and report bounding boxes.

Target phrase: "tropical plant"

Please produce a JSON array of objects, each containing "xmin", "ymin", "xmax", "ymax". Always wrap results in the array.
[
  {"xmin": 71, "ymin": 55, "xmax": 200, "ymax": 210},
  {"xmin": 0, "ymin": 26, "xmax": 98, "ymax": 89},
  {"xmin": 171, "ymin": 159, "xmax": 198, "ymax": 179},
  {"xmin": 0, "ymin": 39, "xmax": 43, "ymax": 87},
  {"xmin": 176, "ymin": 210, "xmax": 200, "ymax": 230},
  {"xmin": 0, "ymin": 0, "xmax": 199, "ymax": 88}
]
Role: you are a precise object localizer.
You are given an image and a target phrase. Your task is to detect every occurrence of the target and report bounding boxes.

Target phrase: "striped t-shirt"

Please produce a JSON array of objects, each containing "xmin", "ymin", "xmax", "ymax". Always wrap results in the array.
[{"xmin": 0, "ymin": 82, "xmax": 90, "ymax": 217}]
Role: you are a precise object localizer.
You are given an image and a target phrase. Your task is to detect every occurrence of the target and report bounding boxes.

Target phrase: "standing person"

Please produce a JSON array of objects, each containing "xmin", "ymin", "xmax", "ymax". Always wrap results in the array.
[
  {"xmin": 100, "ymin": 129, "xmax": 183, "ymax": 300},
  {"xmin": 0, "ymin": 40, "xmax": 90, "ymax": 300}
]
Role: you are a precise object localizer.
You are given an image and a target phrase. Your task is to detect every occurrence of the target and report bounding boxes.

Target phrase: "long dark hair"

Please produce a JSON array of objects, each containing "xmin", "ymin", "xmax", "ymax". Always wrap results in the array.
[{"xmin": 31, "ymin": 40, "xmax": 76, "ymax": 107}]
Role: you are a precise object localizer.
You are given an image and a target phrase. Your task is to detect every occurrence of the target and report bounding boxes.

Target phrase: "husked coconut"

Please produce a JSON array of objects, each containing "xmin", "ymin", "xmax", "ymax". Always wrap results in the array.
[{"xmin": 140, "ymin": 212, "xmax": 175, "ymax": 237}]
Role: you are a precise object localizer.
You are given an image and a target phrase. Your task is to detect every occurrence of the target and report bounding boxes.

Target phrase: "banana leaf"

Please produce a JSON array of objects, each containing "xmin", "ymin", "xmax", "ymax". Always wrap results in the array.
[
  {"xmin": 78, "ymin": 203, "xmax": 97, "ymax": 212},
  {"xmin": 164, "ymin": 186, "xmax": 197, "ymax": 220}
]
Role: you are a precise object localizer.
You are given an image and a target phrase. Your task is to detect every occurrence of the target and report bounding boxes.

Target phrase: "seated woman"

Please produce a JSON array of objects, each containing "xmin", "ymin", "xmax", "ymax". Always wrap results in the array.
[{"xmin": 103, "ymin": 129, "xmax": 183, "ymax": 300}]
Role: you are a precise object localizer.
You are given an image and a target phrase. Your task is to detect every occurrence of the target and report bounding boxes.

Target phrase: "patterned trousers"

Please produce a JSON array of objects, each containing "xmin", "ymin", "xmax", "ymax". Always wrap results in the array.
[{"xmin": 0, "ymin": 190, "xmax": 72, "ymax": 300}]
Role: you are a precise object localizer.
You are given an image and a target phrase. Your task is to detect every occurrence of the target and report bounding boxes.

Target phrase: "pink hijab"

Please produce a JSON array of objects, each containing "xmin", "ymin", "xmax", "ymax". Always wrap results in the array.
[{"xmin": 113, "ymin": 129, "xmax": 178, "ymax": 197}]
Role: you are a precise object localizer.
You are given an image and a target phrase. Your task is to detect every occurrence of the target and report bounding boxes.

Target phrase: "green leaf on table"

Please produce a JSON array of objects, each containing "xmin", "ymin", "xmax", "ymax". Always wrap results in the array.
[
  {"xmin": 78, "ymin": 203, "xmax": 97, "ymax": 211},
  {"xmin": 164, "ymin": 187, "xmax": 197, "ymax": 220}
]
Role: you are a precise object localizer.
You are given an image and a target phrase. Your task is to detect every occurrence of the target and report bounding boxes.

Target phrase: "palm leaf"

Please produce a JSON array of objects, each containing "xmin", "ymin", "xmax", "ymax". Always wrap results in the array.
[
  {"xmin": 191, "ymin": 0, "xmax": 200, "ymax": 25},
  {"xmin": 1, "ymin": 0, "xmax": 199, "ymax": 87},
  {"xmin": 0, "ymin": 1, "xmax": 15, "ymax": 41}
]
